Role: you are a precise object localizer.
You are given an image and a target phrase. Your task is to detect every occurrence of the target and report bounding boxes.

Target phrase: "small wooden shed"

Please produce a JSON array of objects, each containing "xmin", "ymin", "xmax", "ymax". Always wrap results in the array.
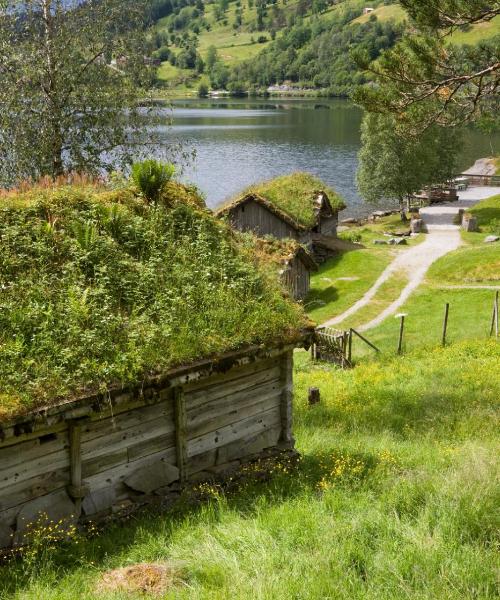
[
  {"xmin": 0, "ymin": 180, "xmax": 312, "ymax": 549},
  {"xmin": 251, "ymin": 237, "xmax": 318, "ymax": 300},
  {"xmin": 216, "ymin": 173, "xmax": 346, "ymax": 250}
]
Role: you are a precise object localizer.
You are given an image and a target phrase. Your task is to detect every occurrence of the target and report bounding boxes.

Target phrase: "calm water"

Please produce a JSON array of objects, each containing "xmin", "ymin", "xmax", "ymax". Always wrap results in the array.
[{"xmin": 153, "ymin": 97, "xmax": 499, "ymax": 217}]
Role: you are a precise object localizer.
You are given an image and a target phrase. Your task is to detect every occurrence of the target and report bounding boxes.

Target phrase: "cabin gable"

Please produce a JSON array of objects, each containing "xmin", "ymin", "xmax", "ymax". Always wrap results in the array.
[{"xmin": 227, "ymin": 198, "xmax": 300, "ymax": 240}]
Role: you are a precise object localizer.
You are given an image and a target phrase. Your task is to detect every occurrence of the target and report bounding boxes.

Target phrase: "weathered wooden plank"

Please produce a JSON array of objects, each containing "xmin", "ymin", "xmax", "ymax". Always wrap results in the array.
[
  {"xmin": 173, "ymin": 387, "xmax": 187, "ymax": 484},
  {"xmin": 184, "ymin": 357, "xmax": 278, "ymax": 397},
  {"xmin": 216, "ymin": 425, "xmax": 281, "ymax": 465},
  {"xmin": 187, "ymin": 449, "xmax": 217, "ymax": 476},
  {"xmin": 84, "ymin": 448, "xmax": 177, "ymax": 491},
  {"xmin": 81, "ymin": 400, "xmax": 173, "ymax": 444},
  {"xmin": 187, "ymin": 388, "xmax": 282, "ymax": 441},
  {"xmin": 81, "ymin": 416, "xmax": 175, "ymax": 460},
  {"xmin": 185, "ymin": 364, "xmax": 281, "ymax": 413},
  {"xmin": 187, "ymin": 406, "xmax": 281, "ymax": 459},
  {"xmin": 67, "ymin": 420, "xmax": 87, "ymax": 514},
  {"xmin": 0, "ymin": 432, "xmax": 67, "ymax": 469},
  {"xmin": 0, "ymin": 468, "xmax": 70, "ymax": 513},
  {"xmin": 82, "ymin": 449, "xmax": 128, "ymax": 479},
  {"xmin": 0, "ymin": 422, "xmax": 68, "ymax": 451},
  {"xmin": 279, "ymin": 350, "xmax": 294, "ymax": 446},
  {"xmin": 127, "ymin": 433, "xmax": 176, "ymax": 462},
  {"xmin": 0, "ymin": 444, "xmax": 70, "ymax": 491}
]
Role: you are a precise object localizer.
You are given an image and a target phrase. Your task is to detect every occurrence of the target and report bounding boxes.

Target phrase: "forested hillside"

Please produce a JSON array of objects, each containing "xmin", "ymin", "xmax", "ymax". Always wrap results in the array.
[
  {"xmin": 146, "ymin": 0, "xmax": 499, "ymax": 96},
  {"xmin": 147, "ymin": 0, "xmax": 405, "ymax": 95}
]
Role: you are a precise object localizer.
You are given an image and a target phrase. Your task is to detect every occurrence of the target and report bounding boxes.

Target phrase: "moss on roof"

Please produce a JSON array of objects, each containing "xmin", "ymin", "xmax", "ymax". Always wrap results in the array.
[
  {"xmin": 0, "ymin": 182, "xmax": 308, "ymax": 422},
  {"xmin": 226, "ymin": 172, "xmax": 346, "ymax": 228}
]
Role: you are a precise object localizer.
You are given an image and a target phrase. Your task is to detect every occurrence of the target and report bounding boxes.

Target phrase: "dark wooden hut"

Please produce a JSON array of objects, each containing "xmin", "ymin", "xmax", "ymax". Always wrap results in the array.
[{"xmin": 216, "ymin": 173, "xmax": 346, "ymax": 250}]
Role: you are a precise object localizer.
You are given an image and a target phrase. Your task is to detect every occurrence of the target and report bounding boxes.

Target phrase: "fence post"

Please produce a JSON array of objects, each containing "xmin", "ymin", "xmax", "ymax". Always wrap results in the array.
[
  {"xmin": 348, "ymin": 328, "xmax": 353, "ymax": 364},
  {"xmin": 496, "ymin": 291, "xmax": 499, "ymax": 339},
  {"xmin": 442, "ymin": 303, "xmax": 450, "ymax": 346},
  {"xmin": 490, "ymin": 291, "xmax": 499, "ymax": 338},
  {"xmin": 396, "ymin": 313, "xmax": 406, "ymax": 355}
]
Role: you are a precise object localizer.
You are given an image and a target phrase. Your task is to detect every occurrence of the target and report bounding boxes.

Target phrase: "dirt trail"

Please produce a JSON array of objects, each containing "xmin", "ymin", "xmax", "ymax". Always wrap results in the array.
[{"xmin": 322, "ymin": 186, "xmax": 500, "ymax": 331}]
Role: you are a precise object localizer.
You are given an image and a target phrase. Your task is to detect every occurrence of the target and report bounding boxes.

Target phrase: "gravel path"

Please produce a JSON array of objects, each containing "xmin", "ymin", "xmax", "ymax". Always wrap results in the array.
[{"xmin": 322, "ymin": 186, "xmax": 500, "ymax": 331}]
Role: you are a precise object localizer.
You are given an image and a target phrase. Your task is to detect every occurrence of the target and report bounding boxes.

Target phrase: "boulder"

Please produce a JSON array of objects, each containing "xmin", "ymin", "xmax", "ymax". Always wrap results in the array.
[
  {"xmin": 388, "ymin": 237, "xmax": 407, "ymax": 245},
  {"xmin": 410, "ymin": 219, "xmax": 423, "ymax": 234},
  {"xmin": 14, "ymin": 489, "xmax": 77, "ymax": 546},
  {"xmin": 484, "ymin": 235, "xmax": 499, "ymax": 243},
  {"xmin": 462, "ymin": 215, "xmax": 478, "ymax": 232},
  {"xmin": 341, "ymin": 218, "xmax": 358, "ymax": 225},
  {"xmin": 372, "ymin": 210, "xmax": 391, "ymax": 218},
  {"xmin": 82, "ymin": 486, "xmax": 116, "ymax": 516},
  {"xmin": 124, "ymin": 461, "xmax": 179, "ymax": 494},
  {"xmin": 373, "ymin": 239, "xmax": 387, "ymax": 245}
]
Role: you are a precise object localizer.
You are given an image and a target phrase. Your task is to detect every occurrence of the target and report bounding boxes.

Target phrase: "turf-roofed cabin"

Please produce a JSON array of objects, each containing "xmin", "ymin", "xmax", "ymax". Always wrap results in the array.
[
  {"xmin": 0, "ymin": 181, "xmax": 311, "ymax": 549},
  {"xmin": 245, "ymin": 237, "xmax": 318, "ymax": 301},
  {"xmin": 216, "ymin": 173, "xmax": 346, "ymax": 252}
]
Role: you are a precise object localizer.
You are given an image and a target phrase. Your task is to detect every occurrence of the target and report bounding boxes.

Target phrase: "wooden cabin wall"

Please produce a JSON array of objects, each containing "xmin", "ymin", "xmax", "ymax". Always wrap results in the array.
[
  {"xmin": 281, "ymin": 258, "xmax": 311, "ymax": 300},
  {"xmin": 229, "ymin": 201, "xmax": 298, "ymax": 240},
  {"xmin": 0, "ymin": 350, "xmax": 294, "ymax": 548},
  {"xmin": 319, "ymin": 214, "xmax": 338, "ymax": 237}
]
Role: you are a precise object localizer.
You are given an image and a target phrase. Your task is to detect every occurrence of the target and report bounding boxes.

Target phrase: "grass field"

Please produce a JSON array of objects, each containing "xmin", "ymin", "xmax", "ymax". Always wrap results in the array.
[
  {"xmin": 449, "ymin": 14, "xmax": 500, "ymax": 45},
  {"xmin": 307, "ymin": 214, "xmax": 421, "ymax": 325},
  {"xmin": 306, "ymin": 249, "xmax": 392, "ymax": 324},
  {"xmin": 1, "ymin": 338, "xmax": 498, "ymax": 599},
  {"xmin": 352, "ymin": 4, "xmax": 406, "ymax": 25}
]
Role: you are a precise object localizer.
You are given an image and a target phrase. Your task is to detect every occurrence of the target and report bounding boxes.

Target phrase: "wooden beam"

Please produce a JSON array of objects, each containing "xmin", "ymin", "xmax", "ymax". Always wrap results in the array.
[
  {"xmin": 173, "ymin": 387, "xmax": 187, "ymax": 484},
  {"xmin": 67, "ymin": 418, "xmax": 89, "ymax": 515},
  {"xmin": 279, "ymin": 350, "xmax": 294, "ymax": 448}
]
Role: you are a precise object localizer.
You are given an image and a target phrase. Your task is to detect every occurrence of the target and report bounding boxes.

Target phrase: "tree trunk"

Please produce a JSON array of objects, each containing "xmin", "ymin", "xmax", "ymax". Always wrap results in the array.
[{"xmin": 399, "ymin": 197, "xmax": 407, "ymax": 222}]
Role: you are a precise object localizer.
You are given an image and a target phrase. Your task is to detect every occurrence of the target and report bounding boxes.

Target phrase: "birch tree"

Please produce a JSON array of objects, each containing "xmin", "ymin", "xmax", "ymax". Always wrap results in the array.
[{"xmin": 0, "ymin": 0, "xmax": 151, "ymax": 186}]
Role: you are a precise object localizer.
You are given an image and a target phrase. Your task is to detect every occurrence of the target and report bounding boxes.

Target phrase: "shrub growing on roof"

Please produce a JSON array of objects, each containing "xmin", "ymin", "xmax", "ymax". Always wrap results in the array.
[
  {"xmin": 131, "ymin": 160, "xmax": 176, "ymax": 204},
  {"xmin": 0, "ymin": 182, "xmax": 307, "ymax": 420}
]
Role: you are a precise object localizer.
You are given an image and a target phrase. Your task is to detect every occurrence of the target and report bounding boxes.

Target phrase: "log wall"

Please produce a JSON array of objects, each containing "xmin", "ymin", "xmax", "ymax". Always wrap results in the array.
[
  {"xmin": 228, "ymin": 200, "xmax": 299, "ymax": 239},
  {"xmin": 0, "ymin": 348, "xmax": 295, "ymax": 549}
]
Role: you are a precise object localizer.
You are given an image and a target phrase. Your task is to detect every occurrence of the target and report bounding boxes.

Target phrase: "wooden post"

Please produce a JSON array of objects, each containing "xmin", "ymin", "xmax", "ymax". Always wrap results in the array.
[
  {"xmin": 308, "ymin": 387, "xmax": 320, "ymax": 406},
  {"xmin": 490, "ymin": 291, "xmax": 499, "ymax": 337},
  {"xmin": 279, "ymin": 350, "xmax": 294, "ymax": 448},
  {"xmin": 348, "ymin": 328, "xmax": 353, "ymax": 364},
  {"xmin": 173, "ymin": 386, "xmax": 187, "ymax": 484},
  {"xmin": 496, "ymin": 291, "xmax": 499, "ymax": 338},
  {"xmin": 442, "ymin": 303, "xmax": 450, "ymax": 346},
  {"xmin": 397, "ymin": 314, "xmax": 406, "ymax": 355},
  {"xmin": 67, "ymin": 418, "xmax": 89, "ymax": 516}
]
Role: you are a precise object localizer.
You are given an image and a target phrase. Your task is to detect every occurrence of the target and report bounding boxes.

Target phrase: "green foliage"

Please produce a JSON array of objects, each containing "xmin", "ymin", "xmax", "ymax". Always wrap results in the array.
[
  {"xmin": 0, "ymin": 0, "xmax": 152, "ymax": 185},
  {"xmin": 1, "ymin": 339, "xmax": 498, "ymax": 598},
  {"xmin": 466, "ymin": 193, "xmax": 500, "ymax": 231},
  {"xmin": 198, "ymin": 82, "xmax": 210, "ymax": 97},
  {"xmin": 131, "ymin": 160, "xmax": 175, "ymax": 204},
  {"xmin": 228, "ymin": 11, "xmax": 404, "ymax": 93},
  {"xmin": 354, "ymin": 1, "xmax": 500, "ymax": 128},
  {"xmin": 357, "ymin": 112, "xmax": 460, "ymax": 203},
  {"xmin": 0, "ymin": 183, "xmax": 306, "ymax": 419}
]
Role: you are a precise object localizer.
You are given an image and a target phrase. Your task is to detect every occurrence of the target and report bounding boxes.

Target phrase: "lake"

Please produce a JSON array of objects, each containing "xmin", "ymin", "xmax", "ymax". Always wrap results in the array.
[{"xmin": 157, "ymin": 97, "xmax": 499, "ymax": 217}]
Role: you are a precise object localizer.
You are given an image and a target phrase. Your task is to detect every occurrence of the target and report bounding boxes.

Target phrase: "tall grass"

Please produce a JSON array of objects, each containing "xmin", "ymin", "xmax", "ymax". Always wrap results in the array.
[{"xmin": 1, "ymin": 340, "xmax": 498, "ymax": 599}]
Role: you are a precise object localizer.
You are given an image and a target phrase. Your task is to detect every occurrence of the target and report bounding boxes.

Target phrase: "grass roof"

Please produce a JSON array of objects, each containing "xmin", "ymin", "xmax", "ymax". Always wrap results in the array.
[
  {"xmin": 0, "ymin": 182, "xmax": 309, "ymax": 421},
  {"xmin": 221, "ymin": 172, "xmax": 346, "ymax": 229}
]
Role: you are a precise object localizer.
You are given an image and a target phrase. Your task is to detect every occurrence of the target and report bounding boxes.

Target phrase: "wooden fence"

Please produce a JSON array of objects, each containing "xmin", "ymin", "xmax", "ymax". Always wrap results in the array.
[{"xmin": 313, "ymin": 293, "xmax": 499, "ymax": 368}]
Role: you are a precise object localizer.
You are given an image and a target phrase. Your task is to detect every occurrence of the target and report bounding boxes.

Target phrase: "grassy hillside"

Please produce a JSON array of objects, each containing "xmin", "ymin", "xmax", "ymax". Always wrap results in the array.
[
  {"xmin": 151, "ymin": 0, "xmax": 500, "ymax": 95},
  {"xmin": 449, "ymin": 14, "xmax": 500, "ymax": 45},
  {"xmin": 1, "ymin": 337, "xmax": 498, "ymax": 598},
  {"xmin": 152, "ymin": 0, "xmax": 395, "ymax": 94}
]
